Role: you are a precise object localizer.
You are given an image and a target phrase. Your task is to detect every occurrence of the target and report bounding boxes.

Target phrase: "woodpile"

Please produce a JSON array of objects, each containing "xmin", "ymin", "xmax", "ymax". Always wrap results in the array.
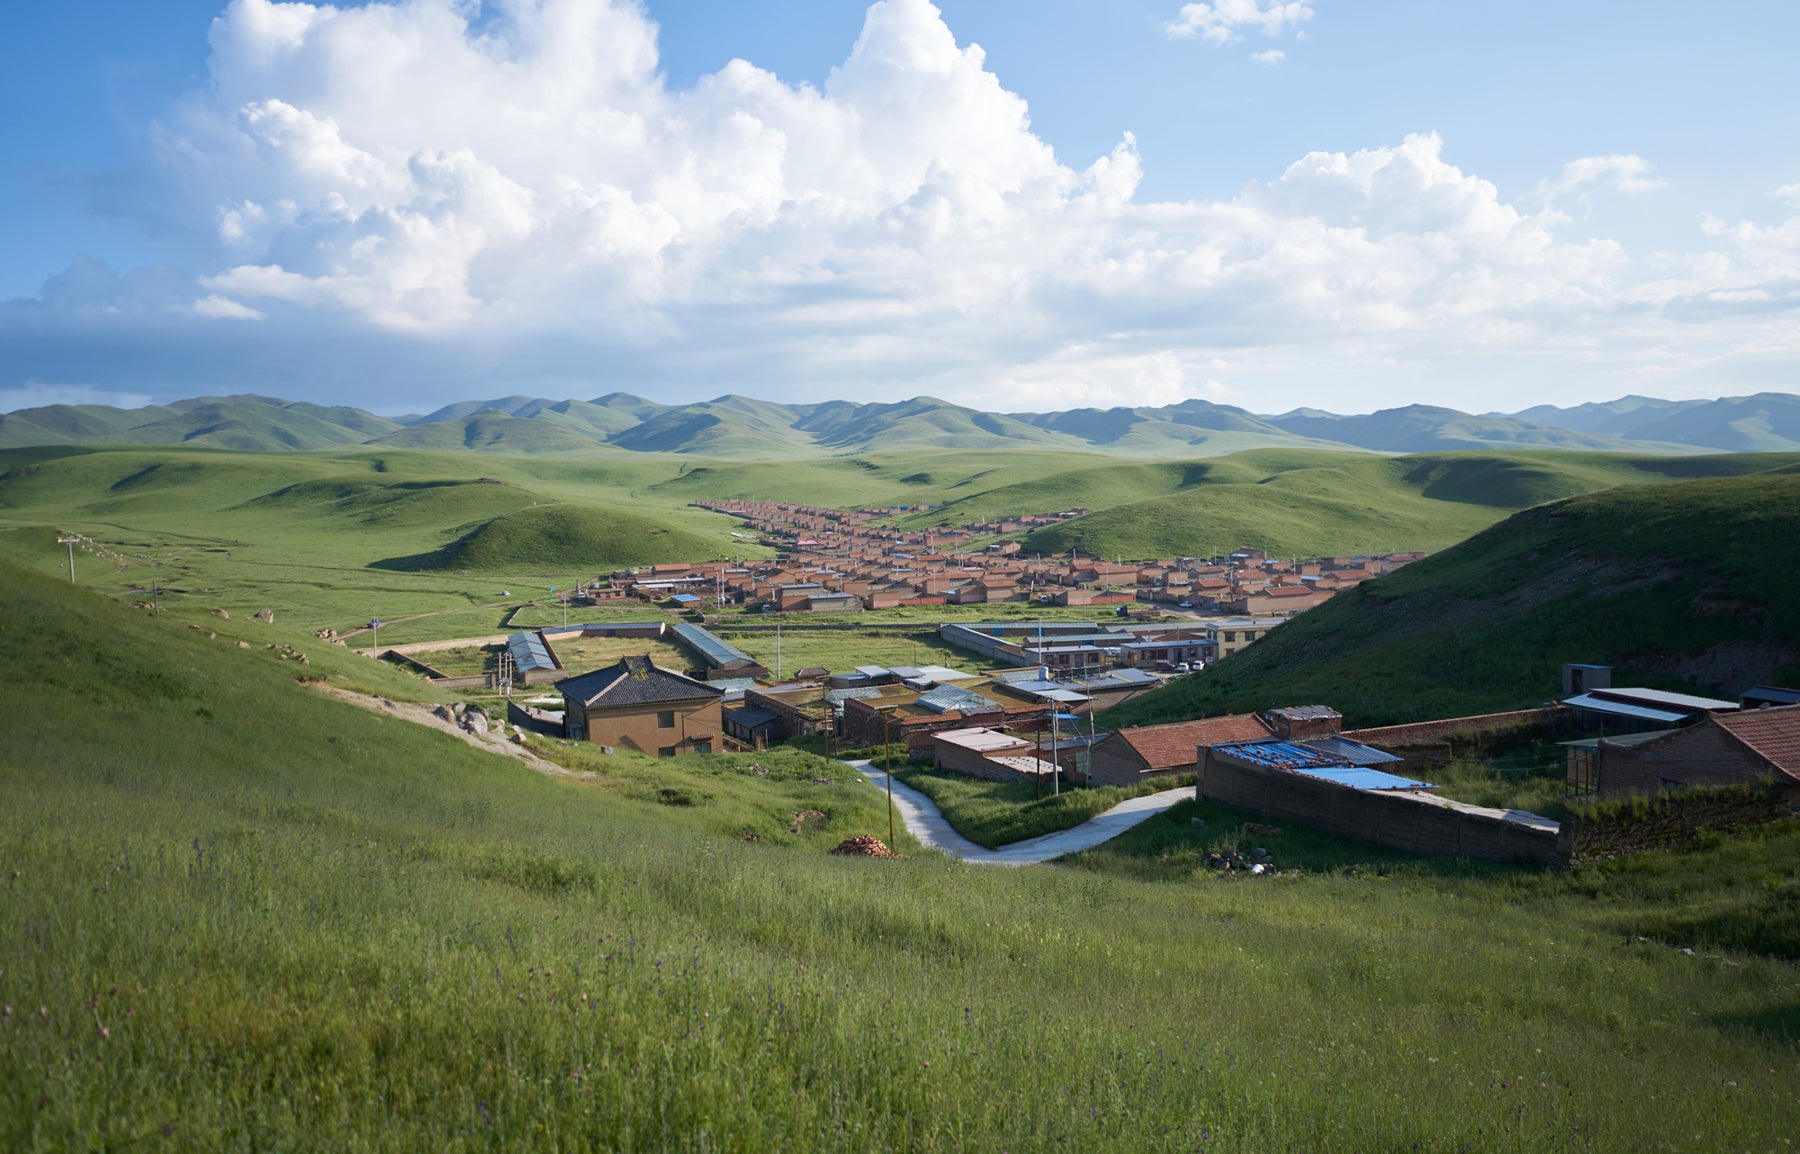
[{"xmin": 830, "ymin": 836, "xmax": 897, "ymax": 858}]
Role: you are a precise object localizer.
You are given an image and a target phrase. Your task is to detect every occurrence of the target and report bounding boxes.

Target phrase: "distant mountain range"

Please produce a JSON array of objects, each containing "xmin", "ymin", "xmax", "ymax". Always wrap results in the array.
[{"xmin": 3, "ymin": 390, "xmax": 1797, "ymax": 459}]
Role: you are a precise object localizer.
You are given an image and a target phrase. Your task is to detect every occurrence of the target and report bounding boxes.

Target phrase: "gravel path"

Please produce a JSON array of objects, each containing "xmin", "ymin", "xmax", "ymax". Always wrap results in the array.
[{"xmin": 843, "ymin": 760, "xmax": 1189, "ymax": 865}]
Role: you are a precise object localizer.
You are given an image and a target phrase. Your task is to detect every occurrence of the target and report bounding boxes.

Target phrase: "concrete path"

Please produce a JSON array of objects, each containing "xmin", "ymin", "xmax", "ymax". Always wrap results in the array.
[{"xmin": 843, "ymin": 760, "xmax": 1191, "ymax": 865}]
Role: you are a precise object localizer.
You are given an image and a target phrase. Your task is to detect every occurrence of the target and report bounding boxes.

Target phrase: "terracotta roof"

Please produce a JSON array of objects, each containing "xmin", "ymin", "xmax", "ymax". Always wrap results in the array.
[
  {"xmin": 1110, "ymin": 714, "xmax": 1276, "ymax": 769},
  {"xmin": 1714, "ymin": 705, "xmax": 1800, "ymax": 779}
]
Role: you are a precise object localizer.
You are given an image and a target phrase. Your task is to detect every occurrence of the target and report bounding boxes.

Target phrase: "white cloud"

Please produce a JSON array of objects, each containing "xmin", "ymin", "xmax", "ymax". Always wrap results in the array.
[
  {"xmin": 1776, "ymin": 182, "xmax": 1800, "ymax": 209},
  {"xmin": 3, "ymin": 0, "xmax": 1797, "ymax": 414},
  {"xmin": 1251, "ymin": 50, "xmax": 1286, "ymax": 66},
  {"xmin": 190, "ymin": 294, "xmax": 265, "ymax": 320},
  {"xmin": 1165, "ymin": 1, "xmax": 1313, "ymax": 44},
  {"xmin": 1534, "ymin": 154, "xmax": 1667, "ymax": 203}
]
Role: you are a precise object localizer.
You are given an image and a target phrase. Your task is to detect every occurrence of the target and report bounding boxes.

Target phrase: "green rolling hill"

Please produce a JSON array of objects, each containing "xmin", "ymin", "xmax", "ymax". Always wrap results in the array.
[
  {"xmin": 1103, "ymin": 470, "xmax": 1800, "ymax": 728},
  {"xmin": 0, "ymin": 394, "xmax": 401, "ymax": 452},
  {"xmin": 368, "ymin": 412, "xmax": 608, "ymax": 454},
  {"xmin": 1016, "ymin": 450, "xmax": 1800, "ymax": 558},
  {"xmin": 1262, "ymin": 404, "xmax": 1698, "ymax": 454},
  {"xmin": 385, "ymin": 502, "xmax": 726, "ymax": 572},
  {"xmin": 13, "ymin": 389, "xmax": 1793, "ymax": 458}
]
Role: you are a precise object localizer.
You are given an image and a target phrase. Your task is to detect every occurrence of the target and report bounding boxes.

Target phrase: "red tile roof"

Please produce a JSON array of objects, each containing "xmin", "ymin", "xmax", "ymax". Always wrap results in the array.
[
  {"xmin": 1715, "ymin": 705, "xmax": 1800, "ymax": 780},
  {"xmin": 1112, "ymin": 714, "xmax": 1276, "ymax": 769}
]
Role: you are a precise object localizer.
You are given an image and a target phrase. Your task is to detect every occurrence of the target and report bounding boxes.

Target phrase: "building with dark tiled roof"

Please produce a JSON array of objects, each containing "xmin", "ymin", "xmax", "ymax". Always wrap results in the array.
[{"xmin": 557, "ymin": 655, "xmax": 724, "ymax": 756}]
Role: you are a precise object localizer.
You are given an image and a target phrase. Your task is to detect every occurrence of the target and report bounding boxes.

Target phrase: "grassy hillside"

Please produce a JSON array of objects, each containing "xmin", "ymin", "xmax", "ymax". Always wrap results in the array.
[
  {"xmin": 1263, "ymin": 404, "xmax": 1698, "ymax": 454},
  {"xmin": 4, "ymin": 560, "xmax": 1800, "ymax": 1148},
  {"xmin": 369, "ymin": 412, "xmax": 607, "ymax": 454},
  {"xmin": 14, "ymin": 388, "xmax": 1769, "ymax": 459},
  {"xmin": 1105, "ymin": 471, "xmax": 1800, "ymax": 727},
  {"xmin": 399, "ymin": 502, "xmax": 726, "ymax": 572},
  {"xmin": 1019, "ymin": 450, "xmax": 1800, "ymax": 558}
]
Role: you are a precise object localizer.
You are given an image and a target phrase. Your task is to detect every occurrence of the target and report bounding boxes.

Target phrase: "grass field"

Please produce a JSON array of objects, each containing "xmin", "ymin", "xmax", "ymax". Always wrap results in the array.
[{"xmin": 4, "ymin": 560, "xmax": 1800, "ymax": 1149}]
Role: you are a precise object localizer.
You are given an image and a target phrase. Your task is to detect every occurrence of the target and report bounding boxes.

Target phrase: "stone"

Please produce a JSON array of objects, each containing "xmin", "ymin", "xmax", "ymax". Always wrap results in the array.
[
  {"xmin": 236, "ymin": 641, "xmax": 251, "ymax": 650},
  {"xmin": 255, "ymin": 609, "xmax": 275, "ymax": 623},
  {"xmin": 211, "ymin": 608, "xmax": 230, "ymax": 619}
]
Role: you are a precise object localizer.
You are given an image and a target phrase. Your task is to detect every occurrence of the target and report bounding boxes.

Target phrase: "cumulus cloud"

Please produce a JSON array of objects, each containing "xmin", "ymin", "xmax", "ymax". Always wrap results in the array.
[
  {"xmin": 1250, "ymin": 50, "xmax": 1286, "ymax": 66},
  {"xmin": 1164, "ymin": 1, "xmax": 1313, "ymax": 44},
  {"xmin": 2, "ymin": 0, "xmax": 1797, "ymax": 413}
]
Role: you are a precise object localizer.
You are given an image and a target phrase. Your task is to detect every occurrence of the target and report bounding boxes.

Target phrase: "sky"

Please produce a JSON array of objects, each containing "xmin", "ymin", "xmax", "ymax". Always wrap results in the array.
[{"xmin": 2, "ymin": 0, "xmax": 1797, "ymax": 418}]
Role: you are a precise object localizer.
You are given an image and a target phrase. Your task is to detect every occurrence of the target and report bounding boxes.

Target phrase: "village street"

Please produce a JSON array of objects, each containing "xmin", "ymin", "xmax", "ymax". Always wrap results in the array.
[{"xmin": 842, "ymin": 760, "xmax": 1189, "ymax": 864}]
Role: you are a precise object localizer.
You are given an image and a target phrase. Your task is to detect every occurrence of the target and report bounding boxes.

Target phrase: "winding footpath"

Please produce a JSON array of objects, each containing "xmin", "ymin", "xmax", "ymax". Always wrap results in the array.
[{"xmin": 843, "ymin": 760, "xmax": 1190, "ymax": 865}]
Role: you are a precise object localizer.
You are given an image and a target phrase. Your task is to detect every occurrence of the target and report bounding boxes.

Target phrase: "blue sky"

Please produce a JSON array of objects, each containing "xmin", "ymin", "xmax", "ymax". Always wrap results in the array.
[{"xmin": 3, "ymin": 0, "xmax": 1797, "ymax": 416}]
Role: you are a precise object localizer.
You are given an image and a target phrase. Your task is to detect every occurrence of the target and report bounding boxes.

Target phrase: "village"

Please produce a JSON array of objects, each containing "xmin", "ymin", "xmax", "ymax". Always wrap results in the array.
[{"xmin": 357, "ymin": 498, "xmax": 1800, "ymax": 870}]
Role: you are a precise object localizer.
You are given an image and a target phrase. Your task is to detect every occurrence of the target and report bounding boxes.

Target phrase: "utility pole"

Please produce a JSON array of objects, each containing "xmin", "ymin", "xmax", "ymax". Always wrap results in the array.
[
  {"xmin": 370, "ymin": 618, "xmax": 381, "ymax": 650},
  {"xmin": 57, "ymin": 534, "xmax": 78, "ymax": 582},
  {"xmin": 151, "ymin": 582, "xmax": 160, "ymax": 618},
  {"xmin": 883, "ymin": 714, "xmax": 896, "ymax": 848}
]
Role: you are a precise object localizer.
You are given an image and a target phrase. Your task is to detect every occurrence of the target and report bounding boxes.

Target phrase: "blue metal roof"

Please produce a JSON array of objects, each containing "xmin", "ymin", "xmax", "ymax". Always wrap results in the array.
[
  {"xmin": 1294, "ymin": 766, "xmax": 1436, "ymax": 791},
  {"xmin": 1213, "ymin": 739, "xmax": 1348, "ymax": 770}
]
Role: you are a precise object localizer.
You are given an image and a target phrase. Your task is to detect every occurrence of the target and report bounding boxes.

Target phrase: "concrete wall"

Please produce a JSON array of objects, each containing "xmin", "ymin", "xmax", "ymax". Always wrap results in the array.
[
  {"xmin": 1199, "ymin": 752, "xmax": 1561, "ymax": 866},
  {"xmin": 1558, "ymin": 783, "xmax": 1796, "ymax": 863}
]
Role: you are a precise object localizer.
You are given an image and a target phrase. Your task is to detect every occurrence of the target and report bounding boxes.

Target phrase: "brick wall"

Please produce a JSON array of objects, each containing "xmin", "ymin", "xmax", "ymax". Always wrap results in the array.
[
  {"xmin": 1198, "ymin": 752, "xmax": 1561, "ymax": 866},
  {"xmin": 1591, "ymin": 723, "xmax": 1783, "ymax": 796},
  {"xmin": 1558, "ymin": 782, "xmax": 1797, "ymax": 863},
  {"xmin": 1343, "ymin": 707, "xmax": 1568, "ymax": 750}
]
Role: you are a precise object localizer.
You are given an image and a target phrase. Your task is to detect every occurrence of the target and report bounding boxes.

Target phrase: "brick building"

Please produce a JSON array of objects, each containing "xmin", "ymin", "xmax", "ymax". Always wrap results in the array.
[{"xmin": 557, "ymin": 655, "xmax": 724, "ymax": 756}]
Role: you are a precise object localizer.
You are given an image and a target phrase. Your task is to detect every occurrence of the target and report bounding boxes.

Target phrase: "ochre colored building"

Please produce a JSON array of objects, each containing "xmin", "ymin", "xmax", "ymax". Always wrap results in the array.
[{"xmin": 558, "ymin": 655, "xmax": 724, "ymax": 756}]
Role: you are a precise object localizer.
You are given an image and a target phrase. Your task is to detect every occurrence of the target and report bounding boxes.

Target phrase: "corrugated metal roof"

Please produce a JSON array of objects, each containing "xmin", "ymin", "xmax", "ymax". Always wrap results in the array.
[
  {"xmin": 824, "ymin": 687, "xmax": 887, "ymax": 707},
  {"xmin": 1301, "ymin": 736, "xmax": 1406, "ymax": 765},
  {"xmin": 1213, "ymin": 739, "xmax": 1349, "ymax": 770},
  {"xmin": 507, "ymin": 630, "xmax": 558, "ymax": 673},
  {"xmin": 1265, "ymin": 705, "xmax": 1342, "ymax": 722},
  {"xmin": 917, "ymin": 686, "xmax": 1002, "ymax": 714},
  {"xmin": 670, "ymin": 623, "xmax": 757, "ymax": 669},
  {"xmin": 1590, "ymin": 687, "xmax": 1738, "ymax": 711},
  {"xmin": 1562, "ymin": 693, "xmax": 1687, "ymax": 724}
]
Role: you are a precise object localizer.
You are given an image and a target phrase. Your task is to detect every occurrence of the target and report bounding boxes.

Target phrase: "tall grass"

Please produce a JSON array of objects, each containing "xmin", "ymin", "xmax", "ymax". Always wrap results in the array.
[{"xmin": 3, "ymin": 534, "xmax": 1799, "ymax": 1147}]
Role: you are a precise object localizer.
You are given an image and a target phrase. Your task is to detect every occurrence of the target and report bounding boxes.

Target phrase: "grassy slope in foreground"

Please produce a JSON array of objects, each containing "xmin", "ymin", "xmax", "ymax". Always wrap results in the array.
[
  {"xmin": 1106, "ymin": 471, "xmax": 1800, "ymax": 729},
  {"xmin": 3, "ymin": 560, "xmax": 1799, "ymax": 1149}
]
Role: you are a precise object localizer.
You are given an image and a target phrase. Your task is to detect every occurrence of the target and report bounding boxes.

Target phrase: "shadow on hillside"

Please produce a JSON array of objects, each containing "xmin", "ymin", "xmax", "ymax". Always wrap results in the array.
[{"xmin": 369, "ymin": 549, "xmax": 452, "ymax": 572}]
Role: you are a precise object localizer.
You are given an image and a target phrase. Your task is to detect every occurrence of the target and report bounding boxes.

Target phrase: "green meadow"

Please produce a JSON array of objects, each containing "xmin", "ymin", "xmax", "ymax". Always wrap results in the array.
[{"xmin": 4, "ymin": 559, "xmax": 1800, "ymax": 1150}]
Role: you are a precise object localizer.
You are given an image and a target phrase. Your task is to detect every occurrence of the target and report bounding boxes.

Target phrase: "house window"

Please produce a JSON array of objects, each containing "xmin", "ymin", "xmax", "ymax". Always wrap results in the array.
[
  {"xmin": 1223, "ymin": 631, "xmax": 1237, "ymax": 643},
  {"xmin": 658, "ymin": 746, "xmax": 677, "ymax": 758},
  {"xmin": 657, "ymin": 710, "xmax": 676, "ymax": 729},
  {"xmin": 693, "ymin": 741, "xmax": 712, "ymax": 755}
]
